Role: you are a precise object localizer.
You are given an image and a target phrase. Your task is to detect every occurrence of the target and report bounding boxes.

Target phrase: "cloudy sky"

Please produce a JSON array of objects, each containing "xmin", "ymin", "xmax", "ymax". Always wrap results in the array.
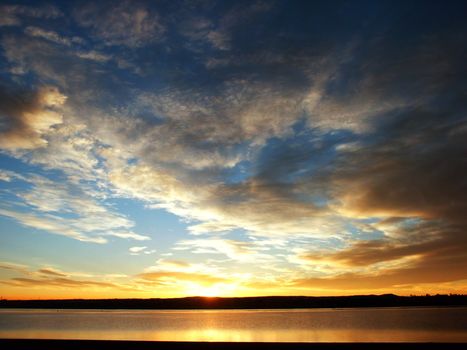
[{"xmin": 0, "ymin": 0, "xmax": 466, "ymax": 299}]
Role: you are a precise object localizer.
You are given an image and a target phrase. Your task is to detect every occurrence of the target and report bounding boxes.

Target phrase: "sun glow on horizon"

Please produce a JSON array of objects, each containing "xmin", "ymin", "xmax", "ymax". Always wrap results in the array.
[{"xmin": 184, "ymin": 282, "xmax": 239, "ymax": 298}]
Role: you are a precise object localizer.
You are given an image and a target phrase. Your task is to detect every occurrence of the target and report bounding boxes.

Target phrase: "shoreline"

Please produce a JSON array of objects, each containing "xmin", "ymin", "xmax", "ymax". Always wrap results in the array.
[
  {"xmin": 1, "ymin": 304, "xmax": 467, "ymax": 312},
  {"xmin": 1, "ymin": 339, "xmax": 466, "ymax": 350},
  {"xmin": 2, "ymin": 295, "xmax": 467, "ymax": 310}
]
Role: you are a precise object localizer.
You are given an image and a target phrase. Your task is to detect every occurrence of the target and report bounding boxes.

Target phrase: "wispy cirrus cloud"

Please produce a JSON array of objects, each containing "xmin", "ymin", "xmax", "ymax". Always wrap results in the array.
[
  {"xmin": 24, "ymin": 26, "xmax": 73, "ymax": 46},
  {"xmin": 0, "ymin": 171, "xmax": 150, "ymax": 243},
  {"xmin": 75, "ymin": 50, "xmax": 111, "ymax": 62}
]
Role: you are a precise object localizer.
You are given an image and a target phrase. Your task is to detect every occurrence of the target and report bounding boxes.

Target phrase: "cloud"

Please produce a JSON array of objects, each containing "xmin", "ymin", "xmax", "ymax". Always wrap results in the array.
[
  {"xmin": 0, "ymin": 4, "xmax": 62, "ymax": 27},
  {"xmin": 38, "ymin": 267, "xmax": 67, "ymax": 277},
  {"xmin": 293, "ymin": 247, "xmax": 467, "ymax": 291},
  {"xmin": 0, "ymin": 0, "xmax": 466, "ymax": 296},
  {"xmin": 0, "ymin": 174, "xmax": 150, "ymax": 244},
  {"xmin": 0, "ymin": 170, "xmax": 20, "ymax": 182},
  {"xmin": 127, "ymin": 94, "xmax": 294, "ymax": 171},
  {"xmin": 75, "ymin": 50, "xmax": 111, "ymax": 62},
  {"xmin": 0, "ymin": 85, "xmax": 66, "ymax": 150},
  {"xmin": 73, "ymin": 0, "xmax": 165, "ymax": 48},
  {"xmin": 264, "ymin": 223, "xmax": 467, "ymax": 294},
  {"xmin": 107, "ymin": 160, "xmax": 342, "ymax": 240},
  {"xmin": 175, "ymin": 238, "xmax": 258, "ymax": 261},
  {"xmin": 129, "ymin": 246, "xmax": 147, "ymax": 253},
  {"xmin": 290, "ymin": 97, "xmax": 467, "ymax": 285},
  {"xmin": 0, "ymin": 209, "xmax": 104, "ymax": 243},
  {"xmin": 333, "ymin": 106, "xmax": 467, "ymax": 225},
  {"xmin": 177, "ymin": 16, "xmax": 213, "ymax": 43},
  {"xmin": 25, "ymin": 124, "xmax": 104, "ymax": 184},
  {"xmin": 4, "ymin": 276, "xmax": 127, "ymax": 290},
  {"xmin": 204, "ymin": 1, "xmax": 272, "ymax": 50},
  {"xmin": 137, "ymin": 75, "xmax": 309, "ymax": 154},
  {"xmin": 0, "ymin": 261, "xmax": 140, "ymax": 293},
  {"xmin": 2, "ymin": 277, "xmax": 117, "ymax": 288},
  {"xmin": 282, "ymin": 24, "xmax": 467, "ymax": 283},
  {"xmin": 24, "ymin": 26, "xmax": 72, "ymax": 46},
  {"xmin": 94, "ymin": 71, "xmax": 343, "ymax": 239},
  {"xmin": 304, "ymin": 18, "xmax": 467, "ymax": 133},
  {"xmin": 0, "ymin": 3, "xmax": 340, "ymax": 245},
  {"xmin": 134, "ymin": 256, "xmax": 239, "ymax": 295},
  {"xmin": 0, "ymin": 261, "xmax": 30, "ymax": 275},
  {"xmin": 0, "ymin": 33, "xmax": 129, "ymax": 96},
  {"xmin": 107, "ymin": 231, "xmax": 150, "ymax": 241},
  {"xmin": 138, "ymin": 271, "xmax": 227, "ymax": 286},
  {"xmin": 129, "ymin": 246, "xmax": 156, "ymax": 255},
  {"xmin": 155, "ymin": 259, "xmax": 191, "ymax": 269},
  {"xmin": 299, "ymin": 220, "xmax": 461, "ymax": 268}
]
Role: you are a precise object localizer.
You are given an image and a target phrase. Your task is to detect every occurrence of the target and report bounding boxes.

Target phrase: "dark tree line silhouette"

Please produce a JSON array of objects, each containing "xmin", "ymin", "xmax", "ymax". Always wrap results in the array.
[{"xmin": 1, "ymin": 294, "xmax": 466, "ymax": 309}]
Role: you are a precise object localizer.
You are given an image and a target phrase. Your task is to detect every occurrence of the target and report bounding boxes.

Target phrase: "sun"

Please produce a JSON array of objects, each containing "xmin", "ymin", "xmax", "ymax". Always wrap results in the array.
[{"xmin": 185, "ymin": 282, "xmax": 237, "ymax": 297}]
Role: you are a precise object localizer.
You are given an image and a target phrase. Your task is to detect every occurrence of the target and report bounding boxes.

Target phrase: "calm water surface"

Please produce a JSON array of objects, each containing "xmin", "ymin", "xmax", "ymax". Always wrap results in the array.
[{"xmin": 1, "ymin": 307, "xmax": 466, "ymax": 342}]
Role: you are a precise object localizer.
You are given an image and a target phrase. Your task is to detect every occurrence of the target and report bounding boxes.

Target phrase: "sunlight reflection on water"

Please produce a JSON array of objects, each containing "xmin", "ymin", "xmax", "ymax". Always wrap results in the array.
[{"xmin": 1, "ymin": 307, "xmax": 466, "ymax": 342}]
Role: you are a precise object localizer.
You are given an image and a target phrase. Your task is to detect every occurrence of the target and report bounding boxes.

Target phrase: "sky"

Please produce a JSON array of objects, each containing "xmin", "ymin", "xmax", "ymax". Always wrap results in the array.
[{"xmin": 0, "ymin": 0, "xmax": 466, "ymax": 299}]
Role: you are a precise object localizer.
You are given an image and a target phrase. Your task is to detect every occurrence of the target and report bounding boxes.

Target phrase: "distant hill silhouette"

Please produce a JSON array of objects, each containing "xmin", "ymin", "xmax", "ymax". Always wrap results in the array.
[{"xmin": 1, "ymin": 294, "xmax": 466, "ymax": 309}]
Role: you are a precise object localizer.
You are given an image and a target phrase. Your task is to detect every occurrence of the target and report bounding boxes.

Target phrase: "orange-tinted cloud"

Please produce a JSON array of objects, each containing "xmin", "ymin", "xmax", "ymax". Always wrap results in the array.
[
  {"xmin": 4, "ymin": 277, "xmax": 119, "ymax": 288},
  {"xmin": 37, "ymin": 268, "xmax": 67, "ymax": 277},
  {"xmin": 294, "ymin": 236, "xmax": 467, "ymax": 291},
  {"xmin": 0, "ymin": 84, "xmax": 66, "ymax": 150},
  {"xmin": 334, "ymin": 108, "xmax": 467, "ymax": 226},
  {"xmin": 0, "ymin": 263, "xmax": 140, "ymax": 296},
  {"xmin": 138, "ymin": 271, "xmax": 228, "ymax": 286}
]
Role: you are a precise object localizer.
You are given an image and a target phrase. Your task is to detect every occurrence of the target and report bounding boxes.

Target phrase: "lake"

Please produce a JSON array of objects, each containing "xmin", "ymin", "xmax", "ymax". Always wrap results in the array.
[{"xmin": 1, "ymin": 307, "xmax": 466, "ymax": 342}]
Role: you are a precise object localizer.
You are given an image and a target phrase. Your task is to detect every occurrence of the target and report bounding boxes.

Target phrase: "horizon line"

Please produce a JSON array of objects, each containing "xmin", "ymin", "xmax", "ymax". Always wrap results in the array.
[{"xmin": 2, "ymin": 293, "xmax": 466, "ymax": 302}]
